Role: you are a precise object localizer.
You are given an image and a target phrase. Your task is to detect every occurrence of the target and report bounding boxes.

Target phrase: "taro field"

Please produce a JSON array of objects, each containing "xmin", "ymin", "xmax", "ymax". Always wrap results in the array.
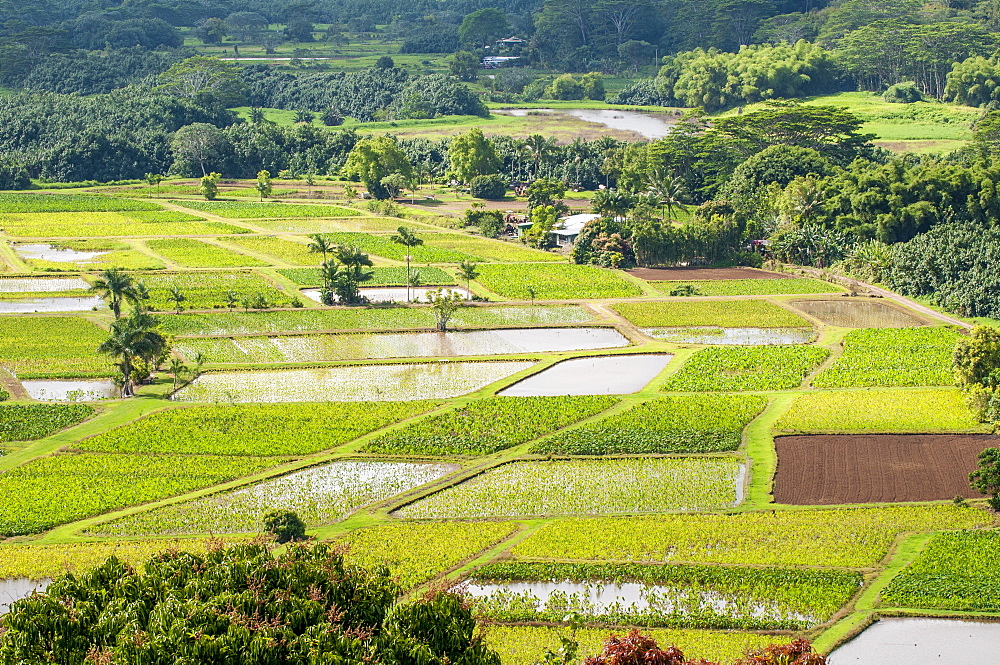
[{"xmin": 0, "ymin": 188, "xmax": 995, "ymax": 664}]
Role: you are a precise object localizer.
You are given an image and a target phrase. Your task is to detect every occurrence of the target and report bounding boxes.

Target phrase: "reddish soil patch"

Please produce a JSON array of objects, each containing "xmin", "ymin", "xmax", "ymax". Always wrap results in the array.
[
  {"xmin": 773, "ymin": 434, "xmax": 997, "ymax": 505},
  {"xmin": 627, "ymin": 267, "xmax": 791, "ymax": 281}
]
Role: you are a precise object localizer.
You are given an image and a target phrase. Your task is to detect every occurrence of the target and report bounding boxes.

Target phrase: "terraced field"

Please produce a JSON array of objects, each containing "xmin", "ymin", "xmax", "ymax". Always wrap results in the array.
[{"xmin": 0, "ymin": 187, "xmax": 993, "ymax": 665}]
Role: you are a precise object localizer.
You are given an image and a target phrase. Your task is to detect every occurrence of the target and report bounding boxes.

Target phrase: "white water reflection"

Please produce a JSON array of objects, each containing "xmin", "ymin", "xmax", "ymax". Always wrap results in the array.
[
  {"xmin": 0, "ymin": 296, "xmax": 104, "ymax": 313},
  {"xmin": 829, "ymin": 618, "xmax": 1000, "ymax": 665},
  {"xmin": 23, "ymin": 379, "xmax": 116, "ymax": 401},
  {"xmin": 0, "ymin": 578, "xmax": 51, "ymax": 614},
  {"xmin": 0, "ymin": 277, "xmax": 90, "ymax": 292},
  {"xmin": 15, "ymin": 244, "xmax": 108, "ymax": 262},
  {"xmin": 499, "ymin": 354, "xmax": 671, "ymax": 396},
  {"xmin": 642, "ymin": 327, "xmax": 814, "ymax": 345},
  {"xmin": 496, "ymin": 108, "xmax": 675, "ymax": 139}
]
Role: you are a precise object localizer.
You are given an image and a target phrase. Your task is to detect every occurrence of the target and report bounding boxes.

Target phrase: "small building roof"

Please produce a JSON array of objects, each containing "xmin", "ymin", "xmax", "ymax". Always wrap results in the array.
[{"xmin": 552, "ymin": 213, "xmax": 599, "ymax": 237}]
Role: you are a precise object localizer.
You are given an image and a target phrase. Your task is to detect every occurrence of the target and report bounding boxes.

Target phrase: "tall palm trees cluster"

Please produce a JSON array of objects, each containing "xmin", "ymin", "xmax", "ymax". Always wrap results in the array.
[
  {"xmin": 307, "ymin": 235, "xmax": 375, "ymax": 305},
  {"xmin": 90, "ymin": 268, "xmax": 169, "ymax": 398}
]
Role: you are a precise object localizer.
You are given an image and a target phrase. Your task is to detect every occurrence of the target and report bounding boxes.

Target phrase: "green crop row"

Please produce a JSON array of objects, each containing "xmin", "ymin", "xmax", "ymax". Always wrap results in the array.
[
  {"xmin": 91, "ymin": 459, "xmax": 459, "ymax": 537},
  {"xmin": 0, "ymin": 404, "xmax": 94, "ymax": 442},
  {"xmin": 0, "ymin": 316, "xmax": 110, "ymax": 378},
  {"xmin": 364, "ymin": 396, "xmax": 620, "ymax": 456},
  {"xmin": 881, "ymin": 530, "xmax": 1000, "ymax": 611},
  {"xmin": 775, "ymin": 388, "xmax": 981, "ymax": 433},
  {"xmin": 0, "ymin": 453, "xmax": 279, "ymax": 536},
  {"xmin": 138, "ymin": 272, "xmax": 294, "ymax": 311},
  {"xmin": 222, "ymin": 235, "xmax": 315, "ymax": 265},
  {"xmin": 424, "ymin": 235, "xmax": 563, "ymax": 263},
  {"xmin": 170, "ymin": 200, "xmax": 360, "ymax": 219},
  {"xmin": 0, "ymin": 211, "xmax": 244, "ymax": 238},
  {"xmin": 662, "ymin": 346, "xmax": 829, "ymax": 392},
  {"xmin": 812, "ymin": 327, "xmax": 961, "ymax": 388},
  {"xmin": 476, "ymin": 264, "xmax": 643, "ymax": 300},
  {"xmin": 159, "ymin": 305, "xmax": 595, "ymax": 336},
  {"xmin": 340, "ymin": 521, "xmax": 519, "ymax": 589},
  {"xmin": 76, "ymin": 401, "xmax": 436, "ymax": 456},
  {"xmin": 533, "ymin": 395, "xmax": 768, "ymax": 455},
  {"xmin": 394, "ymin": 457, "xmax": 744, "ymax": 519},
  {"xmin": 467, "ymin": 561, "xmax": 860, "ymax": 630},
  {"xmin": 612, "ymin": 300, "xmax": 808, "ymax": 328},
  {"xmin": 145, "ymin": 238, "xmax": 267, "ymax": 268},
  {"xmin": 0, "ymin": 193, "xmax": 162, "ymax": 213},
  {"xmin": 650, "ymin": 278, "xmax": 843, "ymax": 296},
  {"xmin": 278, "ymin": 266, "xmax": 456, "ymax": 286},
  {"xmin": 512, "ymin": 505, "xmax": 989, "ymax": 568},
  {"xmin": 322, "ymin": 232, "xmax": 478, "ymax": 264}
]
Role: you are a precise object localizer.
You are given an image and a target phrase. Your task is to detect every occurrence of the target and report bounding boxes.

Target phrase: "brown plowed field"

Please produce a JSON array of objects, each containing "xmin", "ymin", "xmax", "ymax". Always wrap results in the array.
[
  {"xmin": 773, "ymin": 434, "xmax": 998, "ymax": 505},
  {"xmin": 628, "ymin": 267, "xmax": 790, "ymax": 281}
]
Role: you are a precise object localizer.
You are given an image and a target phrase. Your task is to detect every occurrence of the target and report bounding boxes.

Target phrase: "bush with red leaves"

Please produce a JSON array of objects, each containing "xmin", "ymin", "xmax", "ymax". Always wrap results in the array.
[
  {"xmin": 733, "ymin": 638, "xmax": 827, "ymax": 665},
  {"xmin": 582, "ymin": 631, "xmax": 827, "ymax": 665}
]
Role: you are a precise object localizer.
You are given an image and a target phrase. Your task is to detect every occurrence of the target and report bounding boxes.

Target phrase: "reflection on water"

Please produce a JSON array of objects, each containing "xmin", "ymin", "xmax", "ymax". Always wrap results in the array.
[
  {"xmin": 15, "ymin": 244, "xmax": 108, "ymax": 263},
  {"xmin": 174, "ymin": 361, "xmax": 536, "ymax": 403},
  {"xmin": 790, "ymin": 299, "xmax": 926, "ymax": 328},
  {"xmin": 499, "ymin": 354, "xmax": 672, "ymax": 396},
  {"xmin": 22, "ymin": 379, "xmax": 116, "ymax": 401},
  {"xmin": 829, "ymin": 618, "xmax": 1000, "ymax": 665},
  {"xmin": 496, "ymin": 108, "xmax": 676, "ymax": 139},
  {"xmin": 0, "ymin": 296, "xmax": 104, "ymax": 313},
  {"xmin": 301, "ymin": 286, "xmax": 471, "ymax": 304},
  {"xmin": 0, "ymin": 578, "xmax": 51, "ymax": 614},
  {"xmin": 643, "ymin": 327, "xmax": 814, "ymax": 345},
  {"xmin": 0, "ymin": 277, "xmax": 90, "ymax": 292}
]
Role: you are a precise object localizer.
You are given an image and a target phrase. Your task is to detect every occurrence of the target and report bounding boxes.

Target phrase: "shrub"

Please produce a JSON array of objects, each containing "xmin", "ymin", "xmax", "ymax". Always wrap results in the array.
[
  {"xmin": 883, "ymin": 81, "xmax": 923, "ymax": 103},
  {"xmin": 470, "ymin": 174, "xmax": 508, "ymax": 199}
]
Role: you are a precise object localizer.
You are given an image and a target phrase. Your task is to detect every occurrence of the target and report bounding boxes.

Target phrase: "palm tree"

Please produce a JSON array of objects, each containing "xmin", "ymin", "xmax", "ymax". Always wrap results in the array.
[
  {"xmin": 525, "ymin": 134, "xmax": 556, "ymax": 179},
  {"xmin": 307, "ymin": 234, "xmax": 334, "ymax": 263},
  {"xmin": 90, "ymin": 268, "xmax": 139, "ymax": 319},
  {"xmin": 168, "ymin": 357, "xmax": 187, "ymax": 390},
  {"xmin": 225, "ymin": 290, "xmax": 239, "ymax": 310},
  {"xmin": 647, "ymin": 167, "xmax": 688, "ymax": 222},
  {"xmin": 166, "ymin": 285, "xmax": 186, "ymax": 313},
  {"xmin": 389, "ymin": 226, "xmax": 424, "ymax": 302},
  {"xmin": 330, "ymin": 246, "xmax": 374, "ymax": 304},
  {"xmin": 97, "ymin": 309, "xmax": 168, "ymax": 397},
  {"xmin": 457, "ymin": 260, "xmax": 479, "ymax": 300}
]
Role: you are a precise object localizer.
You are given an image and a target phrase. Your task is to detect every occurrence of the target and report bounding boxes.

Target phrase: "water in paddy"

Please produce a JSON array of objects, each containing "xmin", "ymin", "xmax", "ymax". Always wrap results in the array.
[
  {"xmin": 498, "ymin": 354, "xmax": 671, "ymax": 396},
  {"xmin": 0, "ymin": 578, "xmax": 51, "ymax": 614},
  {"xmin": 14, "ymin": 244, "xmax": 107, "ymax": 262},
  {"xmin": 182, "ymin": 328, "xmax": 630, "ymax": 363},
  {"xmin": 0, "ymin": 277, "xmax": 90, "ymax": 292},
  {"xmin": 0, "ymin": 296, "xmax": 103, "ymax": 313},
  {"xmin": 301, "ymin": 286, "xmax": 471, "ymax": 304},
  {"xmin": 174, "ymin": 361, "xmax": 536, "ymax": 403},
  {"xmin": 789, "ymin": 299, "xmax": 926, "ymax": 328},
  {"xmin": 829, "ymin": 618, "xmax": 1000, "ymax": 665},
  {"xmin": 22, "ymin": 379, "xmax": 116, "ymax": 401},
  {"xmin": 497, "ymin": 108, "xmax": 675, "ymax": 139},
  {"xmin": 461, "ymin": 579, "xmax": 813, "ymax": 624},
  {"xmin": 642, "ymin": 327, "xmax": 814, "ymax": 345}
]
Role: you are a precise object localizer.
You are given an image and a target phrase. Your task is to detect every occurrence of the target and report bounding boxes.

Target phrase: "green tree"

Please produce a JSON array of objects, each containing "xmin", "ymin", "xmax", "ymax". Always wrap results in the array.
[
  {"xmin": 343, "ymin": 136, "xmax": 414, "ymax": 200},
  {"xmin": 390, "ymin": 226, "xmax": 424, "ymax": 302},
  {"xmin": 328, "ymin": 246, "xmax": 375, "ymax": 304},
  {"xmin": 450, "ymin": 50, "xmax": 481, "ymax": 82},
  {"xmin": 954, "ymin": 326, "xmax": 1000, "ymax": 388},
  {"xmin": 97, "ymin": 309, "xmax": 168, "ymax": 398},
  {"xmin": 545, "ymin": 73, "xmax": 584, "ymax": 100},
  {"xmin": 90, "ymin": 268, "xmax": 140, "ymax": 320},
  {"xmin": 263, "ymin": 509, "xmax": 307, "ymax": 543},
  {"xmin": 428, "ymin": 288, "xmax": 467, "ymax": 331},
  {"xmin": 970, "ymin": 448, "xmax": 1000, "ymax": 511},
  {"xmin": 200, "ymin": 172, "xmax": 221, "ymax": 200},
  {"xmin": 457, "ymin": 260, "xmax": 480, "ymax": 296},
  {"xmin": 449, "ymin": 128, "xmax": 500, "ymax": 184},
  {"xmin": 380, "ymin": 172, "xmax": 408, "ymax": 199},
  {"xmin": 459, "ymin": 8, "xmax": 510, "ymax": 48},
  {"xmin": 167, "ymin": 357, "xmax": 187, "ymax": 390},
  {"xmin": 375, "ymin": 55, "xmax": 395, "ymax": 69},
  {"xmin": 171, "ymin": 123, "xmax": 227, "ymax": 177},
  {"xmin": 255, "ymin": 169, "xmax": 273, "ymax": 201},
  {"xmin": 144, "ymin": 172, "xmax": 163, "ymax": 197},
  {"xmin": 166, "ymin": 285, "xmax": 186, "ymax": 313},
  {"xmin": 526, "ymin": 177, "xmax": 567, "ymax": 211},
  {"xmin": 0, "ymin": 542, "xmax": 501, "ymax": 665},
  {"xmin": 157, "ymin": 56, "xmax": 246, "ymax": 106},
  {"xmin": 522, "ymin": 205, "xmax": 559, "ymax": 249},
  {"xmin": 580, "ymin": 72, "xmax": 605, "ymax": 100}
]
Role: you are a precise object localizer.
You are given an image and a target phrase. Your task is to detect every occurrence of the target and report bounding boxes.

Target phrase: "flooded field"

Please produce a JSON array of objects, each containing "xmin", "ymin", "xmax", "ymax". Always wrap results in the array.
[
  {"xmin": 499, "ymin": 354, "xmax": 672, "ymax": 396},
  {"xmin": 497, "ymin": 108, "xmax": 676, "ymax": 139},
  {"xmin": 0, "ymin": 277, "xmax": 90, "ymax": 292},
  {"xmin": 0, "ymin": 296, "xmax": 103, "ymax": 313},
  {"xmin": 0, "ymin": 578, "xmax": 50, "ymax": 614},
  {"xmin": 829, "ymin": 618, "xmax": 1000, "ymax": 664},
  {"xmin": 302, "ymin": 286, "xmax": 471, "ymax": 304},
  {"xmin": 176, "ymin": 328, "xmax": 630, "ymax": 363},
  {"xmin": 174, "ymin": 361, "xmax": 535, "ymax": 402},
  {"xmin": 22, "ymin": 379, "xmax": 116, "ymax": 401},
  {"xmin": 14, "ymin": 244, "xmax": 107, "ymax": 263},
  {"xmin": 94, "ymin": 460, "xmax": 460, "ymax": 535},
  {"xmin": 642, "ymin": 327, "xmax": 814, "ymax": 345},
  {"xmin": 790, "ymin": 299, "xmax": 926, "ymax": 328}
]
